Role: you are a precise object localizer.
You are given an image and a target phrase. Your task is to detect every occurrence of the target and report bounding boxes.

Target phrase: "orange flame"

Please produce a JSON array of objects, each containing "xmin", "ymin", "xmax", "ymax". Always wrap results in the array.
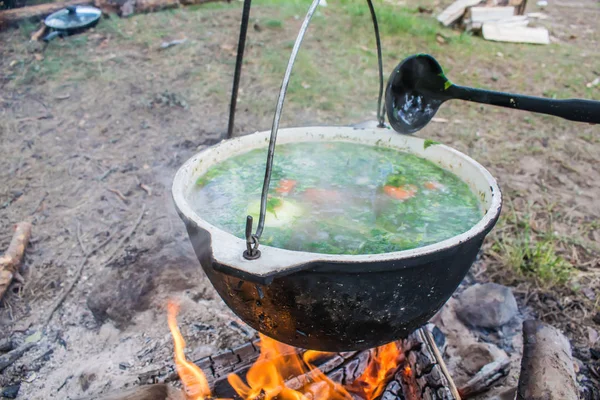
[
  {"xmin": 348, "ymin": 342, "xmax": 402, "ymax": 400},
  {"xmin": 227, "ymin": 334, "xmax": 353, "ymax": 400},
  {"xmin": 167, "ymin": 300, "xmax": 212, "ymax": 400},
  {"xmin": 167, "ymin": 300, "xmax": 402, "ymax": 400}
]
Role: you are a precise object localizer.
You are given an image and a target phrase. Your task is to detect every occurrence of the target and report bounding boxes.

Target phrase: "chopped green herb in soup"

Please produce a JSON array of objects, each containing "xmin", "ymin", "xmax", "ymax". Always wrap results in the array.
[{"xmin": 190, "ymin": 142, "xmax": 483, "ymax": 255}]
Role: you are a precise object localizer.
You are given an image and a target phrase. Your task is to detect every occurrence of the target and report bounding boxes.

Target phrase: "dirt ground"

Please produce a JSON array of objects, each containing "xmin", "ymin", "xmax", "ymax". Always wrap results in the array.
[{"xmin": 0, "ymin": 0, "xmax": 598, "ymax": 398}]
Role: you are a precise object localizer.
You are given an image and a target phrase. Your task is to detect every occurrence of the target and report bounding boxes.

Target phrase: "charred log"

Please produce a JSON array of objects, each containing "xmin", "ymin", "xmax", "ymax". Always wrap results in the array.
[{"xmin": 517, "ymin": 320, "xmax": 578, "ymax": 400}]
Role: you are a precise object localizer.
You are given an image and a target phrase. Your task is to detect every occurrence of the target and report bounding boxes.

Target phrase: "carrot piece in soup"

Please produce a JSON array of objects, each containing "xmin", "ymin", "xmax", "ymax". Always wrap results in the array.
[
  {"xmin": 424, "ymin": 181, "xmax": 444, "ymax": 190},
  {"xmin": 275, "ymin": 179, "xmax": 297, "ymax": 194},
  {"xmin": 383, "ymin": 185, "xmax": 417, "ymax": 200}
]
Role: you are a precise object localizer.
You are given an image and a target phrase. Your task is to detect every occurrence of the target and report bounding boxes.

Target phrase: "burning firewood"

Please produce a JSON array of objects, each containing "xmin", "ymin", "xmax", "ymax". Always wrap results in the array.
[
  {"xmin": 139, "ymin": 304, "xmax": 479, "ymax": 400},
  {"xmin": 145, "ymin": 307, "xmax": 467, "ymax": 400},
  {"xmin": 0, "ymin": 221, "xmax": 32, "ymax": 301},
  {"xmin": 162, "ymin": 300, "xmax": 407, "ymax": 400}
]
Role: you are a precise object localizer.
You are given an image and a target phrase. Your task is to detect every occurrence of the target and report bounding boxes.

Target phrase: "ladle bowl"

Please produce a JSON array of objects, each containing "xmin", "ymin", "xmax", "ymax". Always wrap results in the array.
[{"xmin": 172, "ymin": 126, "xmax": 502, "ymax": 351}]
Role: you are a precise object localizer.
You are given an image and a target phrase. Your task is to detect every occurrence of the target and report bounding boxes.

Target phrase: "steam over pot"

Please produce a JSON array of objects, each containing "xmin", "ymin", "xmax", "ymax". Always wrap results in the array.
[{"xmin": 172, "ymin": 126, "xmax": 502, "ymax": 351}]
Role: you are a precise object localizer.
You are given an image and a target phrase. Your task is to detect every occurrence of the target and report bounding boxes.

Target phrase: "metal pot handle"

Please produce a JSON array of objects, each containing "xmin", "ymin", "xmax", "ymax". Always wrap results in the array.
[
  {"xmin": 242, "ymin": 0, "xmax": 387, "ymax": 261},
  {"xmin": 242, "ymin": 0, "xmax": 322, "ymax": 260}
]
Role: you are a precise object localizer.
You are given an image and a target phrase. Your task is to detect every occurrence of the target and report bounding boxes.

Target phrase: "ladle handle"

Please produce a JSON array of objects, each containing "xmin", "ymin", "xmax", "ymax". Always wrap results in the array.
[{"xmin": 448, "ymin": 85, "xmax": 600, "ymax": 124}]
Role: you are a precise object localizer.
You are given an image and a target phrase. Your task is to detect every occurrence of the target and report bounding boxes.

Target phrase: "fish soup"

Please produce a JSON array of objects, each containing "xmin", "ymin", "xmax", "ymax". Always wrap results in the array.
[{"xmin": 190, "ymin": 141, "xmax": 483, "ymax": 255}]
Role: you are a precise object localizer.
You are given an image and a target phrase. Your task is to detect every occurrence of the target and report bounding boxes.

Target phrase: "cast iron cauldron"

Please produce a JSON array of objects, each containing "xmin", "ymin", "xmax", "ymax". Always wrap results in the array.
[{"xmin": 172, "ymin": 126, "xmax": 502, "ymax": 351}]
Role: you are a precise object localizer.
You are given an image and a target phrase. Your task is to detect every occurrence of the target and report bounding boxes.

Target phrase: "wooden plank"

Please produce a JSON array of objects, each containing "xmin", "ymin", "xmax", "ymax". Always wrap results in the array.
[
  {"xmin": 467, "ymin": 15, "xmax": 528, "ymax": 31},
  {"xmin": 496, "ymin": 15, "xmax": 529, "ymax": 24},
  {"xmin": 482, "ymin": 24, "xmax": 550, "ymax": 44},
  {"xmin": 437, "ymin": 0, "xmax": 483, "ymax": 26},
  {"xmin": 470, "ymin": 6, "xmax": 515, "ymax": 23}
]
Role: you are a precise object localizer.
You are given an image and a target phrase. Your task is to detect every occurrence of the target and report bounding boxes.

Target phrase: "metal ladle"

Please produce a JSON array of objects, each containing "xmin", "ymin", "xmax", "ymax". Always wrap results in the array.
[{"xmin": 385, "ymin": 54, "xmax": 600, "ymax": 134}]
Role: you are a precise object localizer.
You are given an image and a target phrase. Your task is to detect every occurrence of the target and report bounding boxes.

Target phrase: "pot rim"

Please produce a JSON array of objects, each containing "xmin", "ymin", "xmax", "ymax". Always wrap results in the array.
[{"xmin": 172, "ymin": 125, "xmax": 502, "ymax": 280}]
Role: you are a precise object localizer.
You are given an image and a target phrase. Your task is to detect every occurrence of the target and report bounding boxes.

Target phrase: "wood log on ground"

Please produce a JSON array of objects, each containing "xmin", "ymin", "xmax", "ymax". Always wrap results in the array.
[
  {"xmin": 516, "ymin": 320, "xmax": 578, "ymax": 400},
  {"xmin": 482, "ymin": 24, "xmax": 549, "ymax": 44},
  {"xmin": 132, "ymin": 0, "xmax": 180, "ymax": 15},
  {"xmin": 0, "ymin": 0, "xmax": 93, "ymax": 29},
  {"xmin": 437, "ymin": 0, "xmax": 483, "ymax": 26},
  {"xmin": 0, "ymin": 221, "xmax": 32, "ymax": 301},
  {"xmin": 179, "ymin": 0, "xmax": 228, "ymax": 6},
  {"xmin": 134, "ymin": 0, "xmax": 226, "ymax": 15},
  {"xmin": 94, "ymin": 0, "xmax": 226, "ymax": 17},
  {"xmin": 0, "ymin": 0, "xmax": 227, "ymax": 30},
  {"xmin": 0, "ymin": 342, "xmax": 35, "ymax": 372},
  {"xmin": 30, "ymin": 23, "xmax": 48, "ymax": 41}
]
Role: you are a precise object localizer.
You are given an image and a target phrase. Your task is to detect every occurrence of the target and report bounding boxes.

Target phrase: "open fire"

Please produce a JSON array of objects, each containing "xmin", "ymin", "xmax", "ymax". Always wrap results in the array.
[{"xmin": 167, "ymin": 300, "xmax": 403, "ymax": 400}]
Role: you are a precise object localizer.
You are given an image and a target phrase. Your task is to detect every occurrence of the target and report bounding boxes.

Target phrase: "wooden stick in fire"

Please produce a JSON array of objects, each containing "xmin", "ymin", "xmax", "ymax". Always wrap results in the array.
[
  {"xmin": 421, "ymin": 327, "xmax": 462, "ymax": 400},
  {"xmin": 0, "ymin": 221, "xmax": 32, "ymax": 301}
]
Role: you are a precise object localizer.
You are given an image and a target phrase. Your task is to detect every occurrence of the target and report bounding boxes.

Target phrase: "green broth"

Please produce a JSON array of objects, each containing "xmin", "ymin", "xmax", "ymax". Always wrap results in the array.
[{"xmin": 190, "ymin": 142, "xmax": 483, "ymax": 255}]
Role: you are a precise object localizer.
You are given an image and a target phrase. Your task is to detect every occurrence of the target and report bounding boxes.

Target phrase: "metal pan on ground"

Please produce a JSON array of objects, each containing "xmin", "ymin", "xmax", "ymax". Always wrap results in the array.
[{"xmin": 43, "ymin": 5, "xmax": 101, "ymax": 42}]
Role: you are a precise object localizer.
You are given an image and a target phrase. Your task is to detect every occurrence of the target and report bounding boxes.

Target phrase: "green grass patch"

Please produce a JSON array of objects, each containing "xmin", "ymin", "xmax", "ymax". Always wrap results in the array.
[
  {"xmin": 264, "ymin": 19, "xmax": 283, "ymax": 29},
  {"xmin": 340, "ymin": 0, "xmax": 438, "ymax": 39},
  {"xmin": 492, "ymin": 209, "xmax": 573, "ymax": 289},
  {"xmin": 18, "ymin": 20, "xmax": 38, "ymax": 39}
]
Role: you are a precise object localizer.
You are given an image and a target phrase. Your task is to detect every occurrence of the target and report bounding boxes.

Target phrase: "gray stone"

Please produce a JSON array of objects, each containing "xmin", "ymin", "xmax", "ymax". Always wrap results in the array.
[
  {"xmin": 456, "ymin": 283, "xmax": 518, "ymax": 328},
  {"xmin": 1, "ymin": 384, "xmax": 20, "ymax": 399}
]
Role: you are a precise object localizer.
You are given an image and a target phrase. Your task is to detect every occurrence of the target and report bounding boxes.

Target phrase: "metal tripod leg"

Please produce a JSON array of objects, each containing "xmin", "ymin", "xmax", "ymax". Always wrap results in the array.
[{"xmin": 227, "ymin": 0, "xmax": 252, "ymax": 139}]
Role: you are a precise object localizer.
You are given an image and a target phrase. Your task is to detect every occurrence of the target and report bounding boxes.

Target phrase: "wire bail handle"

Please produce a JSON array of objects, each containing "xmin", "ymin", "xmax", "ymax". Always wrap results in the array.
[{"xmin": 242, "ymin": 0, "xmax": 386, "ymax": 260}]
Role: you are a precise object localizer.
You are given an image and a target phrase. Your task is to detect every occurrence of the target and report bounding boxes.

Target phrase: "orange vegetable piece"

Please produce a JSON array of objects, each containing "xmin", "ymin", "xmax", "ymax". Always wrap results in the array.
[
  {"xmin": 275, "ymin": 179, "xmax": 297, "ymax": 194},
  {"xmin": 424, "ymin": 181, "xmax": 444, "ymax": 190},
  {"xmin": 383, "ymin": 185, "xmax": 417, "ymax": 200}
]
